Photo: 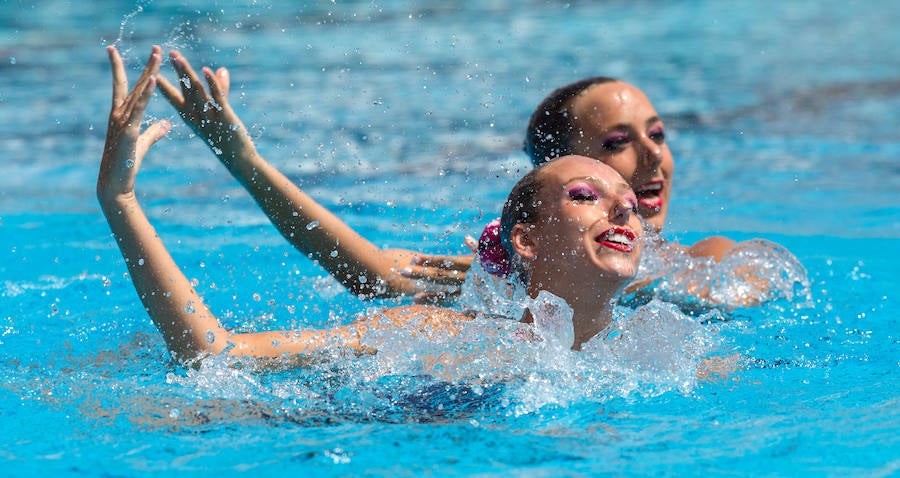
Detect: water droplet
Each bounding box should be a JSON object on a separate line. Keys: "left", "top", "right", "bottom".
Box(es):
{"left": 330, "top": 250, "right": 339, "bottom": 258}
{"left": 8, "top": 57, "right": 15, "bottom": 65}
{"left": 138, "top": 258, "right": 145, "bottom": 266}
{"left": 306, "top": 221, "right": 319, "bottom": 230}
{"left": 125, "top": 159, "right": 135, "bottom": 168}
{"left": 205, "top": 330, "right": 215, "bottom": 344}
{"left": 184, "top": 301, "right": 196, "bottom": 314}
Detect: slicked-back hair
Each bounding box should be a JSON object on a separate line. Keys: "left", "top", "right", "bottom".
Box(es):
{"left": 524, "top": 76, "right": 618, "bottom": 166}
{"left": 498, "top": 164, "right": 548, "bottom": 284}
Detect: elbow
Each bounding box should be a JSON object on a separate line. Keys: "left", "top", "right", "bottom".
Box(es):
{"left": 161, "top": 324, "right": 232, "bottom": 365}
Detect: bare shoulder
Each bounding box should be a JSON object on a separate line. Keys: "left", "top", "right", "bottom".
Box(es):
{"left": 687, "top": 235, "right": 737, "bottom": 262}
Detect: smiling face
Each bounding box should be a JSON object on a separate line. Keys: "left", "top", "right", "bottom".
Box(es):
{"left": 565, "top": 82, "right": 674, "bottom": 232}
{"left": 511, "top": 156, "right": 643, "bottom": 293}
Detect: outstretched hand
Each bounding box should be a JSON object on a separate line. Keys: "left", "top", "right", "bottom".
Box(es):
{"left": 156, "top": 50, "right": 253, "bottom": 162}
{"left": 404, "top": 236, "right": 477, "bottom": 304}
{"left": 402, "top": 252, "right": 474, "bottom": 285}
{"left": 98, "top": 45, "right": 170, "bottom": 202}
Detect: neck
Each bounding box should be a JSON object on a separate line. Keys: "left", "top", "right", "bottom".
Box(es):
{"left": 524, "top": 276, "right": 622, "bottom": 350}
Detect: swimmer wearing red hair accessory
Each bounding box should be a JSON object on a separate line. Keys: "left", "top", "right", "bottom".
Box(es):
{"left": 477, "top": 218, "right": 510, "bottom": 277}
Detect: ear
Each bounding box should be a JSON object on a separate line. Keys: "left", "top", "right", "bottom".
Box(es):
{"left": 510, "top": 223, "right": 538, "bottom": 261}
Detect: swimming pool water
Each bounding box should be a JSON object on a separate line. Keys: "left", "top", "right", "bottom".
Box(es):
{"left": 2, "top": 0, "right": 899, "bottom": 475}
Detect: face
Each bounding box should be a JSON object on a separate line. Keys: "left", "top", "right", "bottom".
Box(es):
{"left": 566, "top": 82, "right": 674, "bottom": 232}
{"left": 523, "top": 156, "right": 643, "bottom": 286}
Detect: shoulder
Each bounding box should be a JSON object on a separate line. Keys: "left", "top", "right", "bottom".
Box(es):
{"left": 686, "top": 235, "right": 736, "bottom": 262}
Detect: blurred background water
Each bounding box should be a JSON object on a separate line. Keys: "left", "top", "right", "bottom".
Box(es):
{"left": 1, "top": 0, "right": 898, "bottom": 475}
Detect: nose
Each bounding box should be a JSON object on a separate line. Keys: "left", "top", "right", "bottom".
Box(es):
{"left": 638, "top": 135, "right": 663, "bottom": 171}
{"left": 610, "top": 196, "right": 634, "bottom": 224}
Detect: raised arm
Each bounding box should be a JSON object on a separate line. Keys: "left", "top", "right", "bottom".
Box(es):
{"left": 155, "top": 50, "right": 472, "bottom": 299}
{"left": 98, "top": 45, "right": 225, "bottom": 361}
{"left": 98, "top": 45, "right": 373, "bottom": 363}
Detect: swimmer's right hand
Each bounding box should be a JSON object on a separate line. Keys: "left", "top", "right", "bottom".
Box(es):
{"left": 156, "top": 50, "right": 256, "bottom": 163}
{"left": 98, "top": 45, "right": 171, "bottom": 203}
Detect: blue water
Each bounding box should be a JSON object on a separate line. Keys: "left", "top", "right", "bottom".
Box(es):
{"left": 2, "top": 0, "right": 899, "bottom": 475}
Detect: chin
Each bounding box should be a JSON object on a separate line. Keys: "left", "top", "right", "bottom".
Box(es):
{"left": 593, "top": 257, "right": 639, "bottom": 282}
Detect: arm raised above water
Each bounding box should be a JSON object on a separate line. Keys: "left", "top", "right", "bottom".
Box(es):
{"left": 99, "top": 46, "right": 475, "bottom": 365}
{"left": 156, "top": 50, "right": 471, "bottom": 299}
{"left": 98, "top": 45, "right": 375, "bottom": 362}
{"left": 99, "top": 45, "right": 233, "bottom": 361}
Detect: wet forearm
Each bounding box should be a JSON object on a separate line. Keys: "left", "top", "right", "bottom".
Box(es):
{"left": 215, "top": 150, "right": 420, "bottom": 297}
{"left": 100, "top": 193, "right": 230, "bottom": 360}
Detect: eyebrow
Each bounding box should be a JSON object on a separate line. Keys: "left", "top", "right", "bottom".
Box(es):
{"left": 645, "top": 116, "right": 663, "bottom": 128}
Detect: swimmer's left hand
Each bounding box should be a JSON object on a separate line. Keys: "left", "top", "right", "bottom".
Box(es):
{"left": 400, "top": 252, "right": 474, "bottom": 285}
{"left": 403, "top": 237, "right": 477, "bottom": 304}
{"left": 400, "top": 235, "right": 477, "bottom": 285}
{"left": 156, "top": 50, "right": 255, "bottom": 165}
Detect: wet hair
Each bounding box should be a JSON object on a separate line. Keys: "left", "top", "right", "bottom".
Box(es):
{"left": 497, "top": 164, "right": 547, "bottom": 283}
{"left": 524, "top": 76, "right": 618, "bottom": 166}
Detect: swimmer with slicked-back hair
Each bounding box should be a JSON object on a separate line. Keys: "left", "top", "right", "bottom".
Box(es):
{"left": 154, "top": 48, "right": 786, "bottom": 305}
{"left": 99, "top": 46, "right": 646, "bottom": 363}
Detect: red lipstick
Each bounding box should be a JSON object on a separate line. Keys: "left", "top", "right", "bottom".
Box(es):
{"left": 595, "top": 227, "right": 636, "bottom": 253}
{"left": 635, "top": 180, "right": 664, "bottom": 209}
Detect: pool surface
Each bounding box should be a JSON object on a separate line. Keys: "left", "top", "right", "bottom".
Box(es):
{"left": 1, "top": 1, "right": 899, "bottom": 475}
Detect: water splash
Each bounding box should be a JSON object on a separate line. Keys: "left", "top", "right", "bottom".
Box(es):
{"left": 2, "top": 272, "right": 109, "bottom": 297}
{"left": 527, "top": 290, "right": 574, "bottom": 351}
{"left": 457, "top": 255, "right": 527, "bottom": 320}
{"left": 631, "top": 235, "right": 811, "bottom": 311}
{"left": 111, "top": 1, "right": 153, "bottom": 52}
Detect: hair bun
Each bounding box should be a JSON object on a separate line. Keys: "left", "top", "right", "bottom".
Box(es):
{"left": 477, "top": 218, "right": 510, "bottom": 277}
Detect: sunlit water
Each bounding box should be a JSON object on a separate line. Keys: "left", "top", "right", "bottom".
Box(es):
{"left": 2, "top": 1, "right": 899, "bottom": 475}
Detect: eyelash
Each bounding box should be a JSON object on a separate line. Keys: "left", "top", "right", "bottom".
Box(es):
{"left": 600, "top": 127, "right": 666, "bottom": 150}
{"left": 627, "top": 198, "right": 639, "bottom": 212}
{"left": 568, "top": 187, "right": 598, "bottom": 201}
{"left": 601, "top": 135, "right": 629, "bottom": 151}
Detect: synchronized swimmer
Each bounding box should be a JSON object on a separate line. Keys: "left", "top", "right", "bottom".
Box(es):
{"left": 99, "top": 46, "right": 644, "bottom": 364}
{"left": 153, "top": 47, "right": 783, "bottom": 305}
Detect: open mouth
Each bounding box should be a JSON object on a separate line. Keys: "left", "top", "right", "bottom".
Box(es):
{"left": 595, "top": 227, "right": 636, "bottom": 253}
{"left": 635, "top": 181, "right": 663, "bottom": 209}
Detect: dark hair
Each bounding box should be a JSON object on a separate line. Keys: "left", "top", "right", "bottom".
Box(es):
{"left": 524, "top": 76, "right": 618, "bottom": 166}
{"left": 498, "top": 165, "right": 546, "bottom": 282}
